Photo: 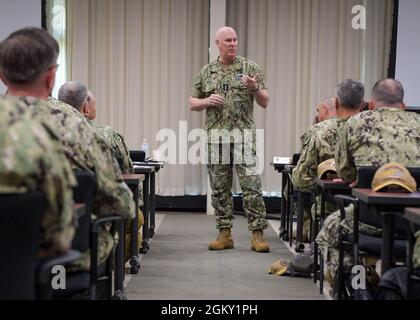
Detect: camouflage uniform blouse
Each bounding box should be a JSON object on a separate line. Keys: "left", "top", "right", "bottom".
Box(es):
{"left": 336, "top": 107, "right": 420, "bottom": 183}
{"left": 95, "top": 125, "right": 134, "bottom": 174}
{"left": 292, "top": 118, "right": 339, "bottom": 192}
{"left": 191, "top": 56, "right": 267, "bottom": 139}
{"left": 0, "top": 97, "right": 77, "bottom": 255}
{"left": 18, "top": 97, "right": 135, "bottom": 220}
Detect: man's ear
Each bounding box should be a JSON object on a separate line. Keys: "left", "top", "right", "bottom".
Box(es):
{"left": 401, "top": 102, "right": 406, "bottom": 110}
{"left": 81, "top": 102, "right": 90, "bottom": 117}
{"left": 368, "top": 101, "right": 375, "bottom": 110}
{"left": 45, "top": 68, "right": 56, "bottom": 94}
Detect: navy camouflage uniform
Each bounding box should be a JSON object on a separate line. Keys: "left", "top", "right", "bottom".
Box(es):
{"left": 316, "top": 107, "right": 420, "bottom": 279}
{"left": 191, "top": 56, "right": 268, "bottom": 231}
{"left": 0, "top": 97, "right": 77, "bottom": 256}
{"left": 17, "top": 97, "right": 135, "bottom": 271}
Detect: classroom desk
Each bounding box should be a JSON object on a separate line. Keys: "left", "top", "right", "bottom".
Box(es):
{"left": 133, "top": 161, "right": 165, "bottom": 238}
{"left": 133, "top": 165, "right": 155, "bottom": 253}
{"left": 352, "top": 189, "right": 420, "bottom": 275}
{"left": 283, "top": 165, "right": 296, "bottom": 247}
{"left": 123, "top": 174, "right": 145, "bottom": 275}
{"left": 271, "top": 162, "right": 290, "bottom": 241}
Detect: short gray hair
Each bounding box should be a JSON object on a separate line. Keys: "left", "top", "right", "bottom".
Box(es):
{"left": 336, "top": 79, "right": 365, "bottom": 110}
{"left": 58, "top": 81, "right": 88, "bottom": 111}
{"left": 372, "top": 78, "right": 404, "bottom": 106}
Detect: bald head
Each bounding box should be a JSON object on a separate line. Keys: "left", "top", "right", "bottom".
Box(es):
{"left": 371, "top": 79, "right": 405, "bottom": 109}
{"left": 215, "top": 26, "right": 238, "bottom": 64}
{"left": 58, "top": 81, "right": 88, "bottom": 111}
{"left": 215, "top": 27, "right": 237, "bottom": 41}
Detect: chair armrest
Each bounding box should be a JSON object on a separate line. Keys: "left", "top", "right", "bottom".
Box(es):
{"left": 91, "top": 215, "right": 126, "bottom": 233}
{"left": 89, "top": 215, "right": 127, "bottom": 294}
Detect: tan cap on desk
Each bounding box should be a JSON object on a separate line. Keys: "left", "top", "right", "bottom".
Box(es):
{"left": 317, "top": 159, "right": 337, "bottom": 179}
{"left": 372, "top": 162, "right": 416, "bottom": 193}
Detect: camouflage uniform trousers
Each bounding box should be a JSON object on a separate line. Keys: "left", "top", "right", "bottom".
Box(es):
{"left": 208, "top": 143, "right": 268, "bottom": 231}
{"left": 316, "top": 204, "right": 381, "bottom": 280}
{"left": 285, "top": 187, "right": 336, "bottom": 241}
{"left": 414, "top": 231, "right": 420, "bottom": 269}
{"left": 67, "top": 223, "right": 116, "bottom": 273}
{"left": 125, "top": 208, "right": 144, "bottom": 262}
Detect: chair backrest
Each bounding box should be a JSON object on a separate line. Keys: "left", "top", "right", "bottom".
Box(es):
{"left": 72, "top": 171, "right": 96, "bottom": 252}
{"left": 130, "top": 150, "right": 146, "bottom": 162}
{"left": 0, "top": 191, "right": 45, "bottom": 300}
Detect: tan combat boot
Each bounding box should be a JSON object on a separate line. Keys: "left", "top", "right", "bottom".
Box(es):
{"left": 251, "top": 230, "right": 270, "bottom": 252}
{"left": 209, "top": 228, "right": 234, "bottom": 250}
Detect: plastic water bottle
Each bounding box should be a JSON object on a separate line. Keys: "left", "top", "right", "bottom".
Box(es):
{"left": 141, "top": 138, "right": 149, "bottom": 159}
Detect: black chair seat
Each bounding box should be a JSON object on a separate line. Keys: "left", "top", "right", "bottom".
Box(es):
{"left": 52, "top": 264, "right": 107, "bottom": 300}
{"left": 343, "top": 234, "right": 407, "bottom": 260}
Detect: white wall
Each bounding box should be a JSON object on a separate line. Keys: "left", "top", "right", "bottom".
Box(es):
{"left": 395, "top": 0, "right": 420, "bottom": 107}
{"left": 0, "top": 0, "right": 42, "bottom": 94}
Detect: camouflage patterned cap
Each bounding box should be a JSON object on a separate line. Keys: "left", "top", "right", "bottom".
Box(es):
{"left": 317, "top": 159, "right": 337, "bottom": 179}
{"left": 372, "top": 162, "right": 417, "bottom": 193}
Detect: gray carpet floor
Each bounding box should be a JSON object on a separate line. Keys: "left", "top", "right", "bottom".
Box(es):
{"left": 125, "top": 212, "right": 324, "bottom": 300}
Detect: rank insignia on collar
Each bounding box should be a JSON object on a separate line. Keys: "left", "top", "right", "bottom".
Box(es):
{"left": 222, "top": 84, "right": 229, "bottom": 92}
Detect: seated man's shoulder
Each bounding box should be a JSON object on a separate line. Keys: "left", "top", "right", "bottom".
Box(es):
{"left": 344, "top": 110, "right": 375, "bottom": 128}
{"left": 0, "top": 96, "right": 29, "bottom": 124}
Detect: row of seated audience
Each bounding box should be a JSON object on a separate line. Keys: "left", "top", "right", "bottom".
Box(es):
{"left": 271, "top": 78, "right": 420, "bottom": 299}
{"left": 0, "top": 27, "right": 140, "bottom": 299}
{"left": 1, "top": 26, "right": 419, "bottom": 300}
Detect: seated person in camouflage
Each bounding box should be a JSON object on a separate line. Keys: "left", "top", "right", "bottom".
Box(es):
{"left": 0, "top": 97, "right": 77, "bottom": 257}
{"left": 300, "top": 97, "right": 337, "bottom": 147}
{"left": 292, "top": 80, "right": 364, "bottom": 240}
{"left": 316, "top": 78, "right": 420, "bottom": 286}
{"left": 0, "top": 27, "right": 135, "bottom": 272}
{"left": 58, "top": 83, "right": 143, "bottom": 258}
{"left": 83, "top": 90, "right": 144, "bottom": 258}
{"left": 415, "top": 234, "right": 420, "bottom": 270}
{"left": 59, "top": 85, "right": 134, "bottom": 174}
{"left": 285, "top": 97, "right": 335, "bottom": 240}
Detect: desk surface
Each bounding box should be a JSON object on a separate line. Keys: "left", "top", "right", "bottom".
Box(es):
{"left": 123, "top": 174, "right": 146, "bottom": 185}
{"left": 133, "top": 161, "right": 165, "bottom": 169}
{"left": 352, "top": 188, "right": 420, "bottom": 206}
{"left": 316, "top": 179, "right": 350, "bottom": 190}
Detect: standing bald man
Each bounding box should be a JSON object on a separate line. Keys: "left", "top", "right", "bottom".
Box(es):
{"left": 189, "top": 27, "right": 270, "bottom": 252}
